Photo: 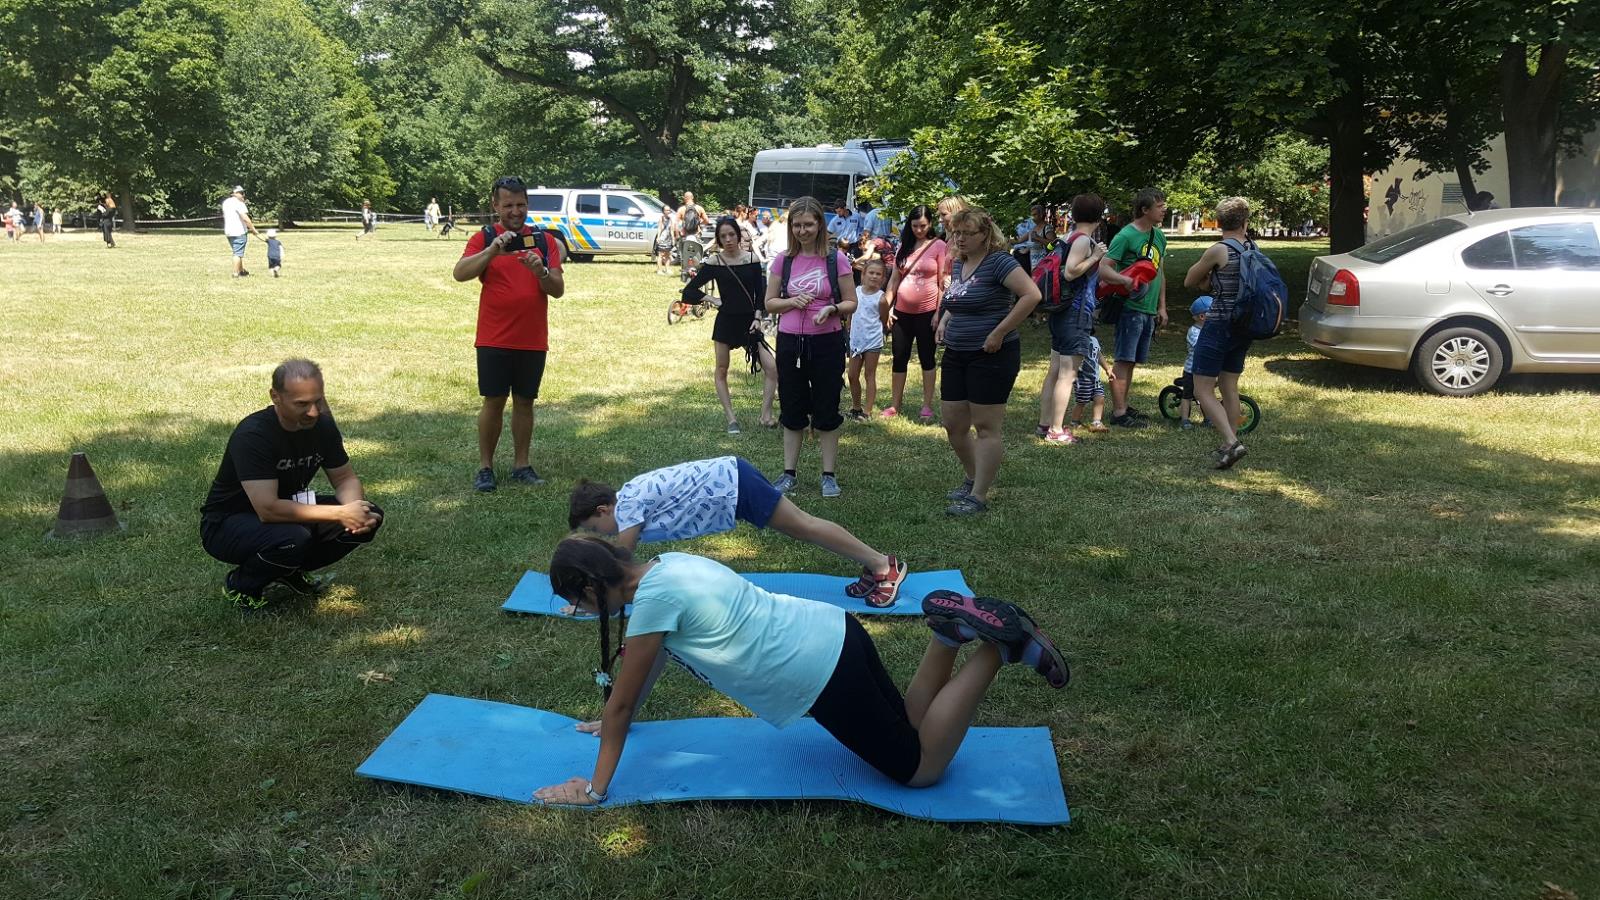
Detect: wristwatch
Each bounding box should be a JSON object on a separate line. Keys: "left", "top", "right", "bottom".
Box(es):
{"left": 585, "top": 782, "right": 608, "bottom": 804}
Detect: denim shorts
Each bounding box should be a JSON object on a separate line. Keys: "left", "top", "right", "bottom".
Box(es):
{"left": 1047, "top": 309, "right": 1095, "bottom": 358}
{"left": 732, "top": 457, "right": 783, "bottom": 528}
{"left": 1190, "top": 319, "right": 1252, "bottom": 377}
{"left": 228, "top": 234, "right": 248, "bottom": 257}
{"left": 1112, "top": 308, "right": 1156, "bottom": 364}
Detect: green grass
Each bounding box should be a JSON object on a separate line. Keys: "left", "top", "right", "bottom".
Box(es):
{"left": 2, "top": 226, "right": 1598, "bottom": 899}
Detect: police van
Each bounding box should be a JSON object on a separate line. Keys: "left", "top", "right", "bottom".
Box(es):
{"left": 522, "top": 185, "right": 669, "bottom": 261}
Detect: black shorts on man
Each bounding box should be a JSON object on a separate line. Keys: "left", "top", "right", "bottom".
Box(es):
{"left": 477, "top": 347, "right": 547, "bottom": 399}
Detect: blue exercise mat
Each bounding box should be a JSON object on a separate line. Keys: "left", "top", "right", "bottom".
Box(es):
{"left": 358, "top": 694, "right": 1068, "bottom": 825}
{"left": 502, "top": 569, "right": 973, "bottom": 618}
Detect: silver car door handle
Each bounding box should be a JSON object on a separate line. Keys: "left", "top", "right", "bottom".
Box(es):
{"left": 1487, "top": 284, "right": 1514, "bottom": 296}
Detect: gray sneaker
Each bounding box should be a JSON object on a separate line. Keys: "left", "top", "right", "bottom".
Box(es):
{"left": 947, "top": 478, "right": 975, "bottom": 501}
{"left": 771, "top": 472, "right": 796, "bottom": 494}
{"left": 820, "top": 474, "right": 841, "bottom": 498}
{"left": 509, "top": 466, "right": 546, "bottom": 486}
{"left": 474, "top": 467, "right": 497, "bottom": 492}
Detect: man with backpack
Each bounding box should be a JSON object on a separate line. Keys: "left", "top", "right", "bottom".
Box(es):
{"left": 453, "top": 176, "right": 566, "bottom": 492}
{"left": 1035, "top": 194, "right": 1111, "bottom": 444}
{"left": 1099, "top": 188, "right": 1170, "bottom": 428}
{"left": 676, "top": 191, "right": 708, "bottom": 276}
{"left": 1182, "top": 196, "right": 1286, "bottom": 469}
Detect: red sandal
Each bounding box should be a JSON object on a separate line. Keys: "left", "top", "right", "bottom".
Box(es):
{"left": 844, "top": 555, "right": 908, "bottom": 608}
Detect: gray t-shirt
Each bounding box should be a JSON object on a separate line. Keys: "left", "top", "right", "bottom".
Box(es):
{"left": 943, "top": 252, "right": 1022, "bottom": 351}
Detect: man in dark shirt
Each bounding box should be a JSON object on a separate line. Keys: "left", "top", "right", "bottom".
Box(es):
{"left": 200, "top": 359, "right": 384, "bottom": 608}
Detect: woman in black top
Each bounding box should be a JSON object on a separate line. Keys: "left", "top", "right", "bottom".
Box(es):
{"left": 683, "top": 216, "right": 778, "bottom": 432}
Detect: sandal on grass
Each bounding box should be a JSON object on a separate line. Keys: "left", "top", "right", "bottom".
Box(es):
{"left": 844, "top": 555, "right": 908, "bottom": 608}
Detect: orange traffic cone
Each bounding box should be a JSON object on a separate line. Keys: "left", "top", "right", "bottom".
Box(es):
{"left": 48, "top": 452, "right": 124, "bottom": 539}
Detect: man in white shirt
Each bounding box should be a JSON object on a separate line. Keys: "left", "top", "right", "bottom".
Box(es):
{"left": 222, "top": 185, "right": 263, "bottom": 278}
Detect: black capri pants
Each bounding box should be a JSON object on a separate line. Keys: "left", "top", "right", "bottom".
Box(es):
{"left": 891, "top": 308, "right": 938, "bottom": 373}
{"left": 775, "top": 330, "right": 846, "bottom": 432}
{"left": 808, "top": 615, "right": 922, "bottom": 785}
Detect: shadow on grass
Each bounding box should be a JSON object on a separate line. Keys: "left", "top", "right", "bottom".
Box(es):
{"left": 1266, "top": 353, "right": 1600, "bottom": 396}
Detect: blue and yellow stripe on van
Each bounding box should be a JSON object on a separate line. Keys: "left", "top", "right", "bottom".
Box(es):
{"left": 524, "top": 214, "right": 602, "bottom": 251}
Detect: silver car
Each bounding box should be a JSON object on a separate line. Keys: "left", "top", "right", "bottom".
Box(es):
{"left": 1300, "top": 208, "right": 1600, "bottom": 395}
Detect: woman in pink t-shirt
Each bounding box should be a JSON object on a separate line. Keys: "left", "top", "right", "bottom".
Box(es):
{"left": 762, "top": 197, "right": 858, "bottom": 499}
{"left": 882, "top": 205, "right": 947, "bottom": 423}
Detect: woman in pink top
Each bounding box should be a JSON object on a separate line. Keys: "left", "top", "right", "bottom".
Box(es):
{"left": 882, "top": 205, "right": 947, "bottom": 423}
{"left": 762, "top": 197, "right": 858, "bottom": 499}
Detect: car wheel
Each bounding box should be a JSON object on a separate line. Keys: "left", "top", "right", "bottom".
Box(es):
{"left": 1412, "top": 326, "right": 1504, "bottom": 396}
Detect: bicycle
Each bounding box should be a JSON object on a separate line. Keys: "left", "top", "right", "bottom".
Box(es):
{"left": 1158, "top": 374, "right": 1260, "bottom": 435}
{"left": 667, "top": 289, "right": 716, "bottom": 324}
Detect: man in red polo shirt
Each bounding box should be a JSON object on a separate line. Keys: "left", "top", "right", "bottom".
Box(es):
{"left": 453, "top": 176, "right": 566, "bottom": 492}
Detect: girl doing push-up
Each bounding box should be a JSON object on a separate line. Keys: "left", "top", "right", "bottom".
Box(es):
{"left": 531, "top": 537, "right": 1069, "bottom": 806}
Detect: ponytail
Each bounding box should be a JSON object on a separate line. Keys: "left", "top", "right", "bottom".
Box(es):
{"left": 550, "top": 536, "right": 634, "bottom": 701}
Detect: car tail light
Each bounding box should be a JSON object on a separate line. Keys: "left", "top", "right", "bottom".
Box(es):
{"left": 1327, "top": 269, "right": 1360, "bottom": 307}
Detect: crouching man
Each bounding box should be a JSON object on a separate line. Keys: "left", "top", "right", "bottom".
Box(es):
{"left": 200, "top": 358, "right": 384, "bottom": 609}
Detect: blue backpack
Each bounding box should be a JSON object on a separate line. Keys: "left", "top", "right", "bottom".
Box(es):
{"left": 1221, "top": 238, "right": 1287, "bottom": 339}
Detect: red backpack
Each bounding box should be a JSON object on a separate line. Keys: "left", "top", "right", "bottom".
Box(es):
{"left": 1033, "top": 233, "right": 1086, "bottom": 314}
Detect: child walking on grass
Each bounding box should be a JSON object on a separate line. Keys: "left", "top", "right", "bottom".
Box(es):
{"left": 1068, "top": 334, "right": 1116, "bottom": 433}
{"left": 847, "top": 259, "right": 888, "bottom": 421}
{"left": 568, "top": 456, "right": 907, "bottom": 607}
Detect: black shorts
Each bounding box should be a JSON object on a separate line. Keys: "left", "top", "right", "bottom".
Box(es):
{"left": 808, "top": 615, "right": 921, "bottom": 785}
{"left": 775, "top": 330, "right": 845, "bottom": 432}
{"left": 940, "top": 341, "right": 1022, "bottom": 405}
{"left": 477, "top": 347, "right": 546, "bottom": 399}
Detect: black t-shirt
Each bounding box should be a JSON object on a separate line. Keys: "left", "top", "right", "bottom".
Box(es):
{"left": 201, "top": 406, "right": 350, "bottom": 520}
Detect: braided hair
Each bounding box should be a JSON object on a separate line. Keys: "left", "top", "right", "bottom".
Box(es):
{"left": 549, "top": 535, "right": 634, "bottom": 701}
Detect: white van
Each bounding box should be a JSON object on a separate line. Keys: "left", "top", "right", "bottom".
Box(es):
{"left": 521, "top": 185, "right": 668, "bottom": 261}
{"left": 748, "top": 139, "right": 911, "bottom": 213}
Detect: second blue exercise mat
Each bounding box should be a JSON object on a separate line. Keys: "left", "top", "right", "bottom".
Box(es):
{"left": 502, "top": 569, "right": 973, "bottom": 618}
{"left": 358, "top": 694, "right": 1069, "bottom": 825}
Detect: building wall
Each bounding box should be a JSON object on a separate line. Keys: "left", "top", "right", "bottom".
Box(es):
{"left": 1366, "top": 130, "right": 1600, "bottom": 240}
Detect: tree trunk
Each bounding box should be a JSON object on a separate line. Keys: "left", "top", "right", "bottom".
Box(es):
{"left": 1326, "top": 51, "right": 1366, "bottom": 254}
{"left": 118, "top": 181, "right": 136, "bottom": 233}
{"left": 1499, "top": 41, "right": 1566, "bottom": 206}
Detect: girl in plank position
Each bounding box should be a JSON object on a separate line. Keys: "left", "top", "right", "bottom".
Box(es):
{"left": 530, "top": 536, "right": 1068, "bottom": 806}
{"left": 569, "top": 455, "right": 905, "bottom": 607}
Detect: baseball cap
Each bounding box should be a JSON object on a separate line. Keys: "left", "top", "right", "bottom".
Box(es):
{"left": 1190, "top": 295, "right": 1214, "bottom": 316}
{"left": 232, "top": 185, "right": 245, "bottom": 193}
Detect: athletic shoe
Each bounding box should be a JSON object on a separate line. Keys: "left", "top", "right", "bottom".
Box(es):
{"left": 1034, "top": 424, "right": 1049, "bottom": 439}
{"left": 847, "top": 408, "right": 867, "bottom": 422}
{"left": 771, "top": 472, "right": 796, "bottom": 494}
{"left": 1003, "top": 602, "right": 1071, "bottom": 689}
{"left": 1124, "top": 406, "right": 1150, "bottom": 419}
{"left": 1044, "top": 427, "right": 1079, "bottom": 445}
{"left": 224, "top": 572, "right": 269, "bottom": 611}
{"left": 509, "top": 466, "right": 546, "bottom": 486}
{"left": 276, "top": 571, "right": 330, "bottom": 597}
{"left": 726, "top": 420, "right": 741, "bottom": 434}
{"left": 1110, "top": 412, "right": 1148, "bottom": 429}
{"left": 879, "top": 407, "right": 898, "bottom": 419}
{"left": 1180, "top": 421, "right": 1195, "bottom": 431}
{"left": 845, "top": 555, "right": 908, "bottom": 607}
{"left": 474, "top": 467, "right": 497, "bottom": 492}
{"left": 820, "top": 474, "right": 841, "bottom": 498}
{"left": 919, "top": 406, "right": 934, "bottom": 424}
{"left": 946, "top": 478, "right": 975, "bottom": 501}
{"left": 922, "top": 591, "right": 1021, "bottom": 646}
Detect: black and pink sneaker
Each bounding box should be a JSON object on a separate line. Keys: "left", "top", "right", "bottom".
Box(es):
{"left": 1003, "top": 603, "right": 1071, "bottom": 689}
{"left": 921, "top": 591, "right": 1021, "bottom": 646}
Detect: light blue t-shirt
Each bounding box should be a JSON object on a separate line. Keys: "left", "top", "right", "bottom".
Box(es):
{"left": 614, "top": 456, "right": 740, "bottom": 543}
{"left": 829, "top": 212, "right": 862, "bottom": 243}
{"left": 861, "top": 208, "right": 893, "bottom": 239}
{"left": 626, "top": 553, "right": 846, "bottom": 729}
